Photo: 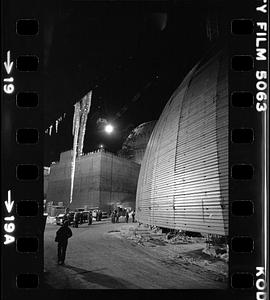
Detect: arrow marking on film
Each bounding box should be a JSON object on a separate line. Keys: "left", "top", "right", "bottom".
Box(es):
{"left": 4, "top": 51, "right": 13, "bottom": 74}
{"left": 5, "top": 190, "right": 14, "bottom": 214}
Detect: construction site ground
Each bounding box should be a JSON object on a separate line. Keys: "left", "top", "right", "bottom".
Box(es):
{"left": 44, "top": 218, "right": 228, "bottom": 289}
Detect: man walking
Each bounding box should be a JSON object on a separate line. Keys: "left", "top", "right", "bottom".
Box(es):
{"left": 55, "top": 220, "right": 72, "bottom": 265}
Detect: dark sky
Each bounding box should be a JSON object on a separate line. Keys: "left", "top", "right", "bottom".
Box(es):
{"left": 44, "top": 0, "right": 229, "bottom": 166}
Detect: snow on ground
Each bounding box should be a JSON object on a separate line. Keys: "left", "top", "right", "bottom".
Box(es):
{"left": 118, "top": 222, "right": 228, "bottom": 283}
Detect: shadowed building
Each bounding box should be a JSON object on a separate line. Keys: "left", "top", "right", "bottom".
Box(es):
{"left": 47, "top": 150, "right": 140, "bottom": 212}
{"left": 44, "top": 167, "right": 50, "bottom": 200}
{"left": 136, "top": 50, "right": 228, "bottom": 236}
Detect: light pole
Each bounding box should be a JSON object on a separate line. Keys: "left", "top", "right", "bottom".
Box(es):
{"left": 102, "top": 123, "right": 114, "bottom": 212}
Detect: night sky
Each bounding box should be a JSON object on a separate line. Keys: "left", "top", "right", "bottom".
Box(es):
{"left": 44, "top": 0, "right": 230, "bottom": 166}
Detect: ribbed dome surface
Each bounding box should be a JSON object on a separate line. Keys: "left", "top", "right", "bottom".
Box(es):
{"left": 123, "top": 121, "right": 156, "bottom": 149}
{"left": 136, "top": 51, "right": 228, "bottom": 235}
{"left": 120, "top": 121, "right": 156, "bottom": 164}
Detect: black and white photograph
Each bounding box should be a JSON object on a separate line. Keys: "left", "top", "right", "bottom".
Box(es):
{"left": 2, "top": 0, "right": 269, "bottom": 297}
{"left": 42, "top": 0, "right": 231, "bottom": 289}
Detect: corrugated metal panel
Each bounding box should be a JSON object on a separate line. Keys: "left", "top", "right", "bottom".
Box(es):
{"left": 136, "top": 51, "right": 228, "bottom": 235}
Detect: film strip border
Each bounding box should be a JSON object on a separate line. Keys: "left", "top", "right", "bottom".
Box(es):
{"left": 229, "top": 1, "right": 268, "bottom": 299}
{"left": 1, "top": 1, "right": 268, "bottom": 299}
{"left": 1, "top": 0, "right": 44, "bottom": 297}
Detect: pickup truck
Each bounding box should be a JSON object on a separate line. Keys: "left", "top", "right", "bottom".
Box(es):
{"left": 55, "top": 213, "right": 65, "bottom": 225}
{"left": 56, "top": 212, "right": 75, "bottom": 226}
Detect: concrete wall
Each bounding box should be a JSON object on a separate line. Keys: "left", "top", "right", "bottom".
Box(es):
{"left": 100, "top": 152, "right": 140, "bottom": 211}
{"left": 47, "top": 150, "right": 140, "bottom": 212}
{"left": 44, "top": 167, "right": 50, "bottom": 200}
{"left": 44, "top": 175, "right": 49, "bottom": 199}
{"left": 47, "top": 151, "right": 73, "bottom": 207}
{"left": 72, "top": 152, "right": 102, "bottom": 210}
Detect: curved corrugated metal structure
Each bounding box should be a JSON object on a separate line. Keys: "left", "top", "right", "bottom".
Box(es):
{"left": 136, "top": 51, "right": 228, "bottom": 235}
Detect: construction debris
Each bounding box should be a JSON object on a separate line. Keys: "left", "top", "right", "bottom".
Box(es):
{"left": 119, "top": 223, "right": 228, "bottom": 282}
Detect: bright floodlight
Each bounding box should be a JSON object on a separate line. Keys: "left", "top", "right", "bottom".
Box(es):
{"left": 105, "top": 124, "right": 114, "bottom": 134}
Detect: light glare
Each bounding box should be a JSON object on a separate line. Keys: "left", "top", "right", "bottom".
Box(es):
{"left": 105, "top": 124, "right": 113, "bottom": 134}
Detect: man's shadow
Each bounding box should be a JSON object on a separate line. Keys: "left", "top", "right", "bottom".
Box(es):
{"left": 63, "top": 264, "right": 140, "bottom": 289}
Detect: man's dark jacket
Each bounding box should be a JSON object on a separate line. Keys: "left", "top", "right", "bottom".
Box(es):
{"left": 55, "top": 226, "right": 72, "bottom": 243}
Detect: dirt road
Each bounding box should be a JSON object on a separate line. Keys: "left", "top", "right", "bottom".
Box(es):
{"left": 44, "top": 220, "right": 226, "bottom": 289}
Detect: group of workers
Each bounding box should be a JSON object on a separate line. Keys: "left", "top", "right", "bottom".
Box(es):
{"left": 73, "top": 212, "right": 83, "bottom": 228}
{"left": 73, "top": 211, "right": 103, "bottom": 227}
{"left": 62, "top": 211, "right": 92, "bottom": 228}
{"left": 95, "top": 210, "right": 103, "bottom": 222}
{"left": 63, "top": 208, "right": 136, "bottom": 227}
{"left": 65, "top": 210, "right": 103, "bottom": 228}
{"left": 111, "top": 210, "right": 135, "bottom": 223}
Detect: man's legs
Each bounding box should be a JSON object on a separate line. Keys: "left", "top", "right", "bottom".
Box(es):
{"left": 57, "top": 243, "right": 62, "bottom": 263}
{"left": 61, "top": 241, "right": 68, "bottom": 263}
{"left": 58, "top": 241, "right": 68, "bottom": 264}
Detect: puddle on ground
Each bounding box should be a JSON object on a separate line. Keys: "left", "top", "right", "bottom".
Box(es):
{"left": 107, "top": 230, "right": 121, "bottom": 233}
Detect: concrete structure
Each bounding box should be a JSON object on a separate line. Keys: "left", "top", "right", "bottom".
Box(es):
{"left": 118, "top": 121, "right": 156, "bottom": 164}
{"left": 136, "top": 51, "right": 228, "bottom": 236}
{"left": 47, "top": 150, "right": 140, "bottom": 212}
{"left": 44, "top": 167, "right": 50, "bottom": 200}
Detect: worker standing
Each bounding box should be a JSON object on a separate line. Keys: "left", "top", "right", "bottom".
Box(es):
{"left": 132, "top": 211, "right": 135, "bottom": 223}
{"left": 80, "top": 213, "right": 83, "bottom": 224}
{"left": 73, "top": 212, "right": 80, "bottom": 227}
{"left": 125, "top": 210, "right": 129, "bottom": 223}
{"left": 111, "top": 211, "right": 115, "bottom": 223}
{"left": 98, "top": 210, "right": 102, "bottom": 221}
{"left": 88, "top": 211, "right": 92, "bottom": 225}
{"left": 116, "top": 211, "right": 120, "bottom": 223}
